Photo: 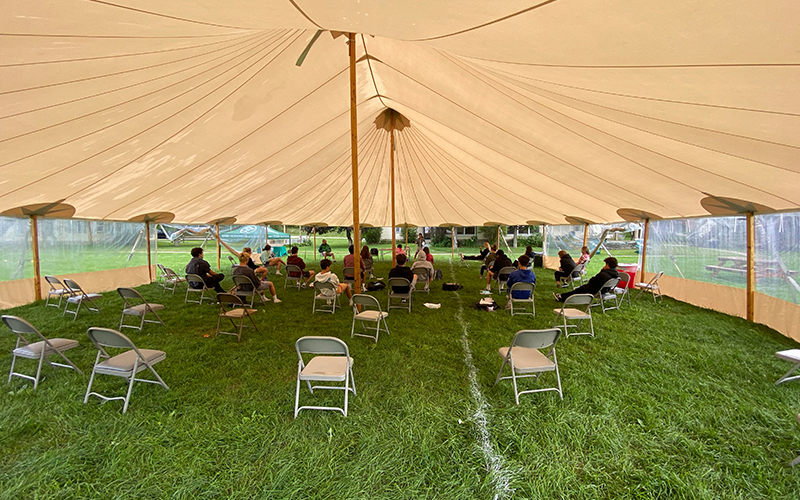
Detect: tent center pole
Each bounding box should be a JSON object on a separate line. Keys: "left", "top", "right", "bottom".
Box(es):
{"left": 145, "top": 221, "right": 152, "bottom": 283}
{"left": 348, "top": 32, "right": 361, "bottom": 294}
{"left": 215, "top": 223, "right": 220, "bottom": 270}
{"left": 639, "top": 218, "right": 650, "bottom": 284}
{"left": 746, "top": 212, "right": 755, "bottom": 321}
{"left": 31, "top": 215, "right": 41, "bottom": 301}
{"left": 390, "top": 111, "right": 396, "bottom": 268}
{"left": 583, "top": 223, "right": 588, "bottom": 248}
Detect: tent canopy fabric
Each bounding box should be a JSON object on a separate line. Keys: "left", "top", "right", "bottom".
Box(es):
{"left": 1, "top": 1, "right": 798, "bottom": 226}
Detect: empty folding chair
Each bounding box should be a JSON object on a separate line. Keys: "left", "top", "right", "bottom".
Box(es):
{"left": 62, "top": 278, "right": 102, "bottom": 320}
{"left": 156, "top": 264, "right": 168, "bottom": 290}
{"left": 614, "top": 272, "right": 631, "bottom": 308}
{"left": 2, "top": 315, "right": 83, "bottom": 389}
{"left": 775, "top": 349, "right": 800, "bottom": 385}
{"left": 312, "top": 281, "right": 340, "bottom": 314}
{"left": 284, "top": 264, "right": 303, "bottom": 290}
{"left": 44, "top": 275, "right": 74, "bottom": 308}
{"left": 387, "top": 277, "right": 412, "bottom": 312}
{"left": 412, "top": 268, "right": 431, "bottom": 293}
{"left": 215, "top": 293, "right": 258, "bottom": 342}
{"left": 497, "top": 266, "right": 516, "bottom": 293}
{"left": 294, "top": 336, "right": 356, "bottom": 418}
{"left": 589, "top": 278, "right": 621, "bottom": 313}
{"left": 232, "top": 275, "right": 263, "bottom": 307}
{"left": 509, "top": 282, "right": 536, "bottom": 316}
{"left": 494, "top": 328, "right": 563, "bottom": 404}
{"left": 84, "top": 327, "right": 168, "bottom": 414}
{"left": 117, "top": 287, "right": 166, "bottom": 331}
{"left": 792, "top": 414, "right": 800, "bottom": 467}
{"left": 552, "top": 294, "right": 595, "bottom": 338}
{"left": 635, "top": 271, "right": 664, "bottom": 303}
{"left": 185, "top": 273, "right": 214, "bottom": 305}
{"left": 350, "top": 294, "right": 389, "bottom": 343}
{"left": 162, "top": 267, "right": 187, "bottom": 295}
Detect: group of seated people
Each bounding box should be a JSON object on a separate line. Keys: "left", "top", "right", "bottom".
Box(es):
{"left": 553, "top": 256, "right": 618, "bottom": 303}
{"left": 554, "top": 246, "right": 591, "bottom": 288}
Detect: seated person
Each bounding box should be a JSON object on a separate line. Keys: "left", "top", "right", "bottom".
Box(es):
{"left": 506, "top": 255, "right": 536, "bottom": 304}
{"left": 480, "top": 245, "right": 498, "bottom": 278}
{"left": 343, "top": 244, "right": 366, "bottom": 281}
{"left": 360, "top": 245, "right": 375, "bottom": 279}
{"left": 461, "top": 242, "right": 491, "bottom": 261}
{"left": 411, "top": 250, "right": 435, "bottom": 291}
{"left": 554, "top": 257, "right": 619, "bottom": 302}
{"left": 577, "top": 246, "right": 591, "bottom": 266}
{"left": 388, "top": 254, "right": 416, "bottom": 293}
{"left": 258, "top": 245, "right": 285, "bottom": 275}
{"left": 286, "top": 245, "right": 315, "bottom": 287}
{"left": 422, "top": 246, "right": 434, "bottom": 263}
{"left": 485, "top": 249, "right": 513, "bottom": 290}
{"left": 314, "top": 259, "right": 352, "bottom": 303}
{"left": 185, "top": 247, "right": 225, "bottom": 293}
{"left": 318, "top": 239, "right": 336, "bottom": 261}
{"left": 512, "top": 245, "right": 537, "bottom": 268}
{"left": 554, "top": 250, "right": 577, "bottom": 287}
{"left": 232, "top": 253, "right": 281, "bottom": 303}
{"left": 395, "top": 243, "right": 406, "bottom": 256}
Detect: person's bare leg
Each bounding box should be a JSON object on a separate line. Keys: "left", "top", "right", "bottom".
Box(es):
{"left": 304, "top": 270, "right": 315, "bottom": 285}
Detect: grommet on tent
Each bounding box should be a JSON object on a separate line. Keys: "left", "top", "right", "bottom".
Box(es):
{"left": 616, "top": 209, "right": 661, "bottom": 222}
{"left": 564, "top": 216, "right": 596, "bottom": 225}
{"left": 700, "top": 195, "right": 774, "bottom": 215}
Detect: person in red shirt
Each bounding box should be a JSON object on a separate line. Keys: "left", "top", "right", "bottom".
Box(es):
{"left": 286, "top": 246, "right": 315, "bottom": 288}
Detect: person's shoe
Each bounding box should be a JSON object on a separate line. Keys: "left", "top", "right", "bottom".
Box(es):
{"left": 300, "top": 283, "right": 307, "bottom": 289}
{"left": 484, "top": 285, "right": 491, "bottom": 291}
{"left": 423, "top": 285, "right": 429, "bottom": 291}
{"left": 273, "top": 297, "right": 282, "bottom": 303}
{"left": 275, "top": 271, "right": 282, "bottom": 276}
{"left": 553, "top": 293, "right": 561, "bottom": 301}
{"left": 349, "top": 298, "right": 354, "bottom": 307}
{"left": 459, "top": 253, "right": 464, "bottom": 261}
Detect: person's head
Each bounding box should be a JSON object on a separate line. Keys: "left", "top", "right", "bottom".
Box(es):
{"left": 191, "top": 247, "right": 203, "bottom": 258}
{"left": 558, "top": 250, "right": 567, "bottom": 258}
{"left": 491, "top": 244, "right": 497, "bottom": 252}
{"left": 397, "top": 243, "right": 403, "bottom": 249}
{"left": 483, "top": 242, "right": 490, "bottom": 249}
{"left": 291, "top": 246, "right": 299, "bottom": 255}
{"left": 526, "top": 245, "right": 533, "bottom": 254}
{"left": 320, "top": 258, "right": 332, "bottom": 270}
{"left": 423, "top": 247, "right": 430, "bottom": 256}
{"left": 243, "top": 247, "right": 252, "bottom": 254}
{"left": 360, "top": 245, "right": 370, "bottom": 259}
{"left": 496, "top": 249, "right": 505, "bottom": 258}
{"left": 348, "top": 244, "right": 354, "bottom": 254}
{"left": 604, "top": 256, "right": 618, "bottom": 269}
{"left": 581, "top": 246, "right": 590, "bottom": 255}
{"left": 418, "top": 233, "right": 423, "bottom": 238}
{"left": 238, "top": 253, "right": 249, "bottom": 264}
{"left": 518, "top": 255, "right": 530, "bottom": 268}
{"left": 396, "top": 254, "right": 407, "bottom": 266}
{"left": 262, "top": 244, "right": 270, "bottom": 252}
{"left": 415, "top": 251, "right": 426, "bottom": 262}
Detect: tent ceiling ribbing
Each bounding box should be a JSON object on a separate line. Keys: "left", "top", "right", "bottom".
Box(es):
{"left": 1, "top": 0, "right": 798, "bottom": 225}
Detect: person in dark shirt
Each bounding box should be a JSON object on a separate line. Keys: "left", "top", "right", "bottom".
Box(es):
{"left": 554, "top": 257, "right": 620, "bottom": 302}
{"left": 232, "top": 253, "right": 281, "bottom": 303}
{"left": 388, "top": 254, "right": 416, "bottom": 293}
{"left": 461, "top": 242, "right": 490, "bottom": 261}
{"left": 286, "top": 246, "right": 315, "bottom": 287}
{"left": 506, "top": 255, "right": 536, "bottom": 299}
{"left": 554, "top": 250, "right": 577, "bottom": 287}
{"left": 485, "top": 249, "right": 513, "bottom": 291}
{"left": 185, "top": 247, "right": 225, "bottom": 293}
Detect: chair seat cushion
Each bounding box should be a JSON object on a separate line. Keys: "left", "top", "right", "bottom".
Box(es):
{"left": 300, "top": 356, "right": 353, "bottom": 381}
{"left": 554, "top": 308, "right": 591, "bottom": 319}
{"left": 13, "top": 338, "right": 79, "bottom": 358}
{"left": 96, "top": 349, "right": 166, "bottom": 373}
{"left": 67, "top": 293, "right": 102, "bottom": 303}
{"left": 498, "top": 346, "right": 555, "bottom": 373}
{"left": 123, "top": 304, "right": 164, "bottom": 315}
{"left": 221, "top": 308, "right": 258, "bottom": 318}
{"left": 776, "top": 349, "right": 800, "bottom": 363}
{"left": 48, "top": 289, "right": 70, "bottom": 296}
{"left": 354, "top": 310, "right": 388, "bottom": 321}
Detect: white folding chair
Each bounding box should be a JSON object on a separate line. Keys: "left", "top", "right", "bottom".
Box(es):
{"left": 792, "top": 414, "right": 800, "bottom": 467}
{"left": 412, "top": 268, "right": 431, "bottom": 293}
{"left": 552, "top": 294, "right": 595, "bottom": 338}
{"left": 294, "top": 336, "right": 356, "bottom": 418}
{"left": 44, "top": 275, "right": 75, "bottom": 308}
{"left": 775, "top": 349, "right": 800, "bottom": 385}
{"left": 2, "top": 315, "right": 82, "bottom": 389}
{"left": 387, "top": 277, "right": 412, "bottom": 312}
{"left": 162, "top": 267, "right": 187, "bottom": 295}
{"left": 156, "top": 264, "right": 168, "bottom": 290}
{"left": 350, "top": 294, "right": 389, "bottom": 343}
{"left": 635, "top": 271, "right": 664, "bottom": 303}
{"left": 84, "top": 327, "right": 168, "bottom": 414}
{"left": 185, "top": 273, "right": 214, "bottom": 305}
{"left": 342, "top": 267, "right": 356, "bottom": 288}
{"left": 565, "top": 263, "right": 586, "bottom": 289}
{"left": 284, "top": 264, "right": 303, "bottom": 290}
{"left": 509, "top": 282, "right": 536, "bottom": 316}
{"left": 589, "top": 278, "right": 621, "bottom": 313}
{"left": 117, "top": 287, "right": 166, "bottom": 331}
{"left": 494, "top": 328, "right": 563, "bottom": 404}
{"left": 216, "top": 293, "right": 258, "bottom": 342}
{"left": 232, "top": 275, "right": 263, "bottom": 307}
{"left": 497, "top": 266, "right": 515, "bottom": 293}
{"left": 62, "top": 278, "right": 102, "bottom": 320}
{"left": 614, "top": 272, "right": 632, "bottom": 308}
{"left": 312, "top": 281, "right": 340, "bottom": 314}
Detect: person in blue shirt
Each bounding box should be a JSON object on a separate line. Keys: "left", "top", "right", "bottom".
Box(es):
{"left": 506, "top": 255, "right": 536, "bottom": 300}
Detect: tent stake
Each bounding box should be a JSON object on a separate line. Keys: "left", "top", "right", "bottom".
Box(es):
{"left": 348, "top": 32, "right": 361, "bottom": 294}
{"left": 639, "top": 218, "right": 650, "bottom": 284}
{"left": 31, "top": 215, "right": 41, "bottom": 301}
{"left": 746, "top": 212, "right": 755, "bottom": 321}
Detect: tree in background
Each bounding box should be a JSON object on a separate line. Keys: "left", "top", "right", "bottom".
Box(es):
{"left": 363, "top": 227, "right": 383, "bottom": 244}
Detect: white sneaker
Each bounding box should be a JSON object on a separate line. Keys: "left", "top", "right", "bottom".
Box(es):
{"left": 484, "top": 285, "right": 491, "bottom": 291}
{"left": 275, "top": 271, "right": 282, "bottom": 276}
{"left": 348, "top": 299, "right": 353, "bottom": 306}
{"left": 273, "top": 297, "right": 282, "bottom": 303}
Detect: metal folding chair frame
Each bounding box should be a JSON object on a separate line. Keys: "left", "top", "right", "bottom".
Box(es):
{"left": 494, "top": 328, "right": 563, "bottom": 404}
{"left": 350, "top": 294, "right": 390, "bottom": 343}
{"left": 185, "top": 273, "right": 215, "bottom": 305}
{"left": 552, "top": 294, "right": 595, "bottom": 338}
{"left": 215, "top": 293, "right": 259, "bottom": 341}
{"left": 294, "top": 336, "right": 356, "bottom": 418}
{"left": 117, "top": 287, "right": 166, "bottom": 331}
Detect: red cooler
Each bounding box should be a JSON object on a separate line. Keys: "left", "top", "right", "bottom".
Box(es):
{"left": 616, "top": 263, "right": 638, "bottom": 289}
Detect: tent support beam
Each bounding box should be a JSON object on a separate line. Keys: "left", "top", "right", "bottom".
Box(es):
{"left": 639, "top": 218, "right": 650, "bottom": 284}
{"left": 390, "top": 111, "right": 396, "bottom": 268}
{"left": 451, "top": 226, "right": 455, "bottom": 261}
{"left": 215, "top": 223, "right": 220, "bottom": 270}
{"left": 313, "top": 227, "right": 317, "bottom": 261}
{"left": 747, "top": 212, "right": 755, "bottom": 321}
{"left": 583, "top": 223, "right": 588, "bottom": 248}
{"left": 542, "top": 225, "right": 547, "bottom": 261}
{"left": 31, "top": 215, "right": 41, "bottom": 301}
{"left": 348, "top": 32, "right": 361, "bottom": 294}
{"left": 146, "top": 221, "right": 152, "bottom": 283}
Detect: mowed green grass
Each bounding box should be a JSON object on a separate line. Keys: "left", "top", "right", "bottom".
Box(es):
{"left": 1, "top": 250, "right": 800, "bottom": 499}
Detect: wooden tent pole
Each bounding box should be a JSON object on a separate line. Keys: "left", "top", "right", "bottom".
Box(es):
{"left": 313, "top": 227, "right": 317, "bottom": 260}
{"left": 390, "top": 111, "right": 397, "bottom": 268}
{"left": 639, "top": 218, "right": 650, "bottom": 283}
{"left": 31, "top": 215, "right": 41, "bottom": 301}
{"left": 496, "top": 226, "right": 500, "bottom": 247}
{"left": 542, "top": 225, "right": 547, "bottom": 263}
{"left": 451, "top": 226, "right": 455, "bottom": 261}
{"left": 215, "top": 223, "right": 221, "bottom": 270}
{"left": 145, "top": 221, "right": 152, "bottom": 283}
{"left": 583, "top": 223, "right": 589, "bottom": 248}
{"left": 348, "top": 32, "right": 361, "bottom": 294}
{"left": 746, "top": 212, "right": 755, "bottom": 321}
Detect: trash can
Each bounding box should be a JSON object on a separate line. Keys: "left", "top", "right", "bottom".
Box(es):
{"left": 533, "top": 252, "right": 543, "bottom": 268}
{"left": 616, "top": 263, "right": 638, "bottom": 288}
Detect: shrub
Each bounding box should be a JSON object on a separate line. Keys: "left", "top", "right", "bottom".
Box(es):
{"left": 459, "top": 236, "right": 477, "bottom": 248}
{"left": 518, "top": 234, "right": 543, "bottom": 248}
{"left": 363, "top": 227, "right": 383, "bottom": 244}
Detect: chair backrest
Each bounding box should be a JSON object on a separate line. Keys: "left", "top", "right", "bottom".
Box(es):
{"left": 650, "top": 271, "right": 664, "bottom": 284}
{"left": 286, "top": 264, "right": 302, "bottom": 278}
{"left": 498, "top": 266, "right": 515, "bottom": 280}
{"left": 62, "top": 278, "right": 83, "bottom": 294}
{"left": 2, "top": 314, "right": 40, "bottom": 339}
{"left": 563, "top": 293, "right": 593, "bottom": 306}
{"left": 599, "top": 278, "right": 620, "bottom": 294}
{"left": 157, "top": 263, "right": 166, "bottom": 272}
{"left": 232, "top": 274, "right": 255, "bottom": 291}
{"left": 370, "top": 248, "right": 379, "bottom": 256}
{"left": 164, "top": 267, "right": 180, "bottom": 278}
{"left": 412, "top": 268, "right": 430, "bottom": 281}
{"left": 315, "top": 281, "right": 337, "bottom": 295}
{"left": 388, "top": 277, "right": 411, "bottom": 292}
{"left": 117, "top": 287, "right": 145, "bottom": 303}
{"left": 352, "top": 293, "right": 380, "bottom": 310}
{"left": 87, "top": 327, "right": 136, "bottom": 350}
{"left": 186, "top": 273, "right": 207, "bottom": 288}
{"left": 571, "top": 263, "right": 586, "bottom": 276}
{"left": 509, "top": 282, "right": 534, "bottom": 295}
{"left": 343, "top": 267, "right": 355, "bottom": 280}
{"left": 228, "top": 256, "right": 236, "bottom": 265}
{"left": 617, "top": 272, "right": 630, "bottom": 285}
{"left": 296, "top": 336, "right": 349, "bottom": 356}
{"left": 45, "top": 275, "right": 64, "bottom": 289}
{"left": 217, "top": 293, "right": 244, "bottom": 308}
{"left": 511, "top": 328, "right": 561, "bottom": 350}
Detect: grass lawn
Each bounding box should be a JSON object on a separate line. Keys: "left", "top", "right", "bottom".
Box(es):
{"left": 1, "top": 250, "right": 800, "bottom": 499}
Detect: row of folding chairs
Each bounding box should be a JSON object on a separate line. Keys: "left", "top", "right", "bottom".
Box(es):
{"left": 2, "top": 315, "right": 168, "bottom": 413}
{"left": 45, "top": 276, "right": 103, "bottom": 320}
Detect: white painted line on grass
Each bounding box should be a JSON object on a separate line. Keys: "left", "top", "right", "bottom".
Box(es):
{"left": 449, "top": 260, "right": 517, "bottom": 500}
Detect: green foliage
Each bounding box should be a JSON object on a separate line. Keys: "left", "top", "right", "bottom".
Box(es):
{"left": 479, "top": 225, "right": 507, "bottom": 245}
{"left": 459, "top": 236, "right": 477, "bottom": 248}
{"left": 362, "top": 227, "right": 383, "bottom": 245}
{"left": 430, "top": 227, "right": 450, "bottom": 247}
{"left": 518, "top": 233, "right": 543, "bottom": 248}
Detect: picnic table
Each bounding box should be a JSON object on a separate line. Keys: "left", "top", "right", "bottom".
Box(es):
{"left": 705, "top": 256, "right": 796, "bottom": 278}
